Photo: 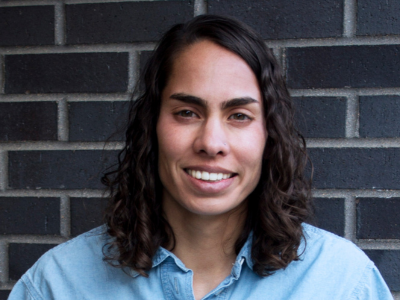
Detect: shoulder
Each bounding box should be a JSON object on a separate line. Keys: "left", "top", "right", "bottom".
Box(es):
{"left": 298, "top": 224, "right": 372, "bottom": 276}
{"left": 301, "top": 223, "right": 369, "bottom": 264}
{"left": 290, "top": 224, "right": 393, "bottom": 299}
{"left": 16, "top": 226, "right": 115, "bottom": 299}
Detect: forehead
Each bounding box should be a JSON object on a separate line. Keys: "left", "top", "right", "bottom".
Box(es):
{"left": 164, "top": 40, "right": 261, "bottom": 104}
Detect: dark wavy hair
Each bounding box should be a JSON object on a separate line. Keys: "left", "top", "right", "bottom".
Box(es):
{"left": 102, "top": 14, "right": 312, "bottom": 277}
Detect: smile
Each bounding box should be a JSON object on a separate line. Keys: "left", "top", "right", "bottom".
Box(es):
{"left": 185, "top": 169, "right": 235, "bottom": 181}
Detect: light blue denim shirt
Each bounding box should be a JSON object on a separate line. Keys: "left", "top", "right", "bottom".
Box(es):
{"left": 8, "top": 224, "right": 393, "bottom": 300}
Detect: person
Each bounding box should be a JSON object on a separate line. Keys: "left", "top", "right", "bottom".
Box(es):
{"left": 8, "top": 15, "right": 393, "bottom": 300}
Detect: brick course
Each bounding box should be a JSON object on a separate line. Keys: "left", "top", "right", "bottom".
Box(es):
{"left": 293, "top": 97, "right": 346, "bottom": 138}
{"left": 8, "top": 244, "right": 57, "bottom": 281}
{"left": 69, "top": 101, "right": 127, "bottom": 142}
{"left": 287, "top": 45, "right": 400, "bottom": 89}
{"left": 5, "top": 53, "right": 129, "bottom": 94}
{"left": 359, "top": 96, "right": 400, "bottom": 138}
{"left": 0, "top": 102, "right": 58, "bottom": 141}
{"left": 357, "top": 198, "right": 400, "bottom": 239}
{"left": 208, "top": 0, "right": 343, "bottom": 39}
{"left": 0, "top": 6, "right": 54, "bottom": 46}
{"left": 8, "top": 150, "right": 118, "bottom": 190}
{"left": 313, "top": 198, "right": 345, "bottom": 237}
{"left": 364, "top": 250, "right": 400, "bottom": 291}
{"left": 70, "top": 197, "right": 108, "bottom": 237}
{"left": 66, "top": 1, "right": 194, "bottom": 44}
{"left": 357, "top": 0, "right": 400, "bottom": 36}
{"left": 0, "top": 197, "right": 60, "bottom": 235}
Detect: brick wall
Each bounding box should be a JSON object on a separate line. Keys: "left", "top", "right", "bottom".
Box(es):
{"left": 0, "top": 0, "right": 399, "bottom": 298}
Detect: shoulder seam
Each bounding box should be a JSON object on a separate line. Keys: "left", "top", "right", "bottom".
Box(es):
{"left": 21, "top": 275, "right": 44, "bottom": 300}
{"left": 348, "top": 260, "right": 375, "bottom": 300}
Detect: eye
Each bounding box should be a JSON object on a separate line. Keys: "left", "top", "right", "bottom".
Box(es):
{"left": 176, "top": 110, "right": 197, "bottom": 118}
{"left": 229, "top": 113, "right": 251, "bottom": 121}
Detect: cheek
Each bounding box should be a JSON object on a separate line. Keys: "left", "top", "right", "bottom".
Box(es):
{"left": 156, "top": 117, "right": 189, "bottom": 169}
{"left": 233, "top": 127, "right": 266, "bottom": 169}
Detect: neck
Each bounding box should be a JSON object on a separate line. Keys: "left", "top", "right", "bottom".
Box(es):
{"left": 163, "top": 198, "right": 248, "bottom": 273}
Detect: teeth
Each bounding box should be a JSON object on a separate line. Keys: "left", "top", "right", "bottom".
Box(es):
{"left": 186, "top": 169, "right": 233, "bottom": 181}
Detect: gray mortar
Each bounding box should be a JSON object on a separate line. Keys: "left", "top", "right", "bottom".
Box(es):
{"left": 58, "top": 98, "right": 69, "bottom": 142}
{"left": 54, "top": 2, "right": 66, "bottom": 46}
{"left": 343, "top": 0, "right": 357, "bottom": 37}
{"left": 60, "top": 195, "right": 71, "bottom": 238}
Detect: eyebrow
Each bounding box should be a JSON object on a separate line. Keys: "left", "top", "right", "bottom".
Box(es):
{"left": 169, "top": 93, "right": 259, "bottom": 109}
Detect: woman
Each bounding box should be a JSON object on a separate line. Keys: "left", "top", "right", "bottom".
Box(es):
{"left": 9, "top": 15, "right": 392, "bottom": 300}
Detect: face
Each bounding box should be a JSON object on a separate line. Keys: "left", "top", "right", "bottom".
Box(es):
{"left": 157, "top": 40, "right": 267, "bottom": 218}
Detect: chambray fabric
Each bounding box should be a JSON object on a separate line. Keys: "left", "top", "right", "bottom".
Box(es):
{"left": 8, "top": 224, "right": 393, "bottom": 300}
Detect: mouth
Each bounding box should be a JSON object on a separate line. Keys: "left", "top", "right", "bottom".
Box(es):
{"left": 184, "top": 169, "right": 237, "bottom": 182}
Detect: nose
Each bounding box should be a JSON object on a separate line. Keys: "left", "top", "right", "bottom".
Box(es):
{"left": 193, "top": 118, "right": 230, "bottom": 157}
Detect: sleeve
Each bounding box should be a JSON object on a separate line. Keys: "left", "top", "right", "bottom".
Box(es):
{"left": 7, "top": 277, "right": 39, "bottom": 300}
{"left": 351, "top": 261, "right": 394, "bottom": 300}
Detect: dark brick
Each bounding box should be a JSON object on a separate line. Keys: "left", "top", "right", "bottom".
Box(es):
{"left": 287, "top": 45, "right": 400, "bottom": 89}
{"left": 364, "top": 250, "right": 400, "bottom": 291}
{"left": 313, "top": 198, "right": 345, "bottom": 236}
{"left": 8, "top": 150, "right": 118, "bottom": 189}
{"left": 357, "top": 0, "right": 400, "bottom": 36}
{"left": 66, "top": 1, "right": 193, "bottom": 44}
{"left": 0, "top": 197, "right": 60, "bottom": 235}
{"left": 5, "top": 53, "right": 128, "bottom": 94}
{"left": 9, "top": 243, "right": 57, "bottom": 281}
{"left": 0, "top": 290, "right": 11, "bottom": 300}
{"left": 69, "top": 101, "right": 127, "bottom": 142}
{"left": 357, "top": 198, "right": 400, "bottom": 239}
{"left": 70, "top": 197, "right": 108, "bottom": 237}
{"left": 208, "top": 0, "right": 343, "bottom": 39}
{"left": 0, "top": 6, "right": 54, "bottom": 46}
{"left": 359, "top": 96, "right": 400, "bottom": 138}
{"left": 293, "top": 97, "right": 346, "bottom": 138}
{"left": 0, "top": 102, "right": 57, "bottom": 141}
{"left": 140, "top": 51, "right": 154, "bottom": 74}
{"left": 309, "top": 148, "right": 400, "bottom": 189}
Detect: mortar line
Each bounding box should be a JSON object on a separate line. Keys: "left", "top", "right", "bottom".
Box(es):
{"left": 356, "top": 240, "right": 400, "bottom": 249}
{"left": 393, "top": 292, "right": 400, "bottom": 300}
{"left": 343, "top": 0, "right": 357, "bottom": 37}
{"left": 0, "top": 0, "right": 164, "bottom": 6}
{"left": 54, "top": 2, "right": 66, "bottom": 46}
{"left": 57, "top": 98, "right": 69, "bottom": 141}
{"left": 0, "top": 236, "right": 67, "bottom": 244}
{"left": 306, "top": 138, "right": 400, "bottom": 148}
{"left": 312, "top": 189, "right": 400, "bottom": 198}
{"left": 3, "top": 36, "right": 400, "bottom": 56}
{"left": 60, "top": 195, "right": 71, "bottom": 238}
{"left": 0, "top": 141, "right": 123, "bottom": 151}
{"left": 0, "top": 241, "right": 8, "bottom": 284}
{"left": 0, "top": 189, "right": 105, "bottom": 198}
{"left": 264, "top": 35, "right": 400, "bottom": 48}
{"left": 344, "top": 195, "right": 357, "bottom": 242}
{"left": 194, "top": 0, "right": 207, "bottom": 16}
{"left": 2, "top": 35, "right": 400, "bottom": 55}
{"left": 0, "top": 282, "right": 14, "bottom": 290}
{"left": 0, "top": 151, "right": 8, "bottom": 191}
{"left": 0, "top": 43, "right": 156, "bottom": 55}
{"left": 290, "top": 87, "right": 400, "bottom": 97}
{"left": 128, "top": 51, "right": 138, "bottom": 94}
{"left": 0, "top": 93, "right": 130, "bottom": 102}
{"left": 345, "top": 93, "right": 359, "bottom": 138}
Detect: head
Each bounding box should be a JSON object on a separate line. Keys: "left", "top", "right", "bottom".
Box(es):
{"left": 103, "top": 15, "right": 311, "bottom": 276}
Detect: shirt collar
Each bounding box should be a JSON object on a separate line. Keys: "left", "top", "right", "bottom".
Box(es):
{"left": 130, "top": 232, "right": 255, "bottom": 278}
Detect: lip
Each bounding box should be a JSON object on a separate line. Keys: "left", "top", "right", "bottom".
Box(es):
{"left": 184, "top": 165, "right": 236, "bottom": 174}
{"left": 183, "top": 167, "right": 236, "bottom": 194}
